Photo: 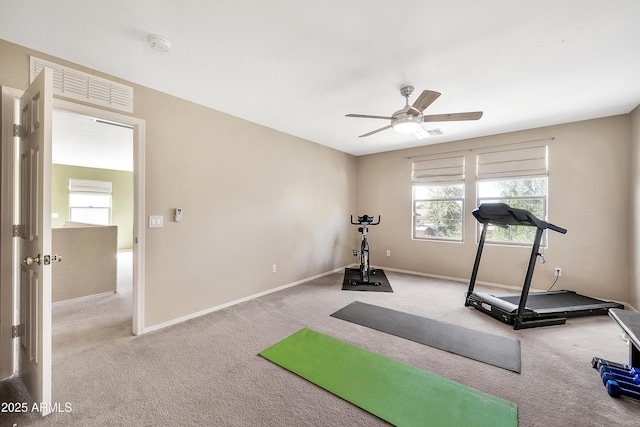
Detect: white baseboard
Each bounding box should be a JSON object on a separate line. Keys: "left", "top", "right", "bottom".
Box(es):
{"left": 378, "top": 266, "right": 528, "bottom": 292}
{"left": 142, "top": 266, "right": 347, "bottom": 334}
{"left": 53, "top": 291, "right": 116, "bottom": 306}
{"left": 141, "top": 264, "right": 637, "bottom": 334}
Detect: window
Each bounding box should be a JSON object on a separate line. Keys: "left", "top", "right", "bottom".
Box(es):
{"left": 477, "top": 177, "right": 547, "bottom": 245}
{"left": 413, "top": 184, "right": 464, "bottom": 241}
{"left": 412, "top": 155, "right": 465, "bottom": 241}
{"left": 68, "top": 179, "right": 112, "bottom": 225}
{"left": 476, "top": 146, "right": 548, "bottom": 245}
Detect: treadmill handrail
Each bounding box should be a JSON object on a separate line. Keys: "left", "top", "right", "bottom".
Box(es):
{"left": 472, "top": 203, "right": 567, "bottom": 234}
{"left": 546, "top": 223, "right": 567, "bottom": 234}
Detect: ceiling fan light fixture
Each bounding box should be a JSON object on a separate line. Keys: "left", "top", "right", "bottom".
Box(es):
{"left": 391, "top": 113, "right": 422, "bottom": 134}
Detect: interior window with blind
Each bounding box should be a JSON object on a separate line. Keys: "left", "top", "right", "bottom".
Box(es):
{"left": 476, "top": 146, "right": 548, "bottom": 245}
{"left": 68, "top": 179, "right": 112, "bottom": 226}
{"left": 412, "top": 156, "right": 465, "bottom": 242}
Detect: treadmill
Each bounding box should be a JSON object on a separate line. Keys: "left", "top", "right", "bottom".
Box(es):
{"left": 465, "top": 203, "right": 623, "bottom": 330}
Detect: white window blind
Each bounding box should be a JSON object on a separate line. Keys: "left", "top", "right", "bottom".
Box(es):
{"left": 69, "top": 179, "right": 112, "bottom": 193}
{"left": 30, "top": 56, "right": 133, "bottom": 113}
{"left": 476, "top": 146, "right": 547, "bottom": 180}
{"left": 69, "top": 179, "right": 112, "bottom": 225}
{"left": 412, "top": 155, "right": 465, "bottom": 184}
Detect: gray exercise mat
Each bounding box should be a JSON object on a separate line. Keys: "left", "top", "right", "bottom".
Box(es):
{"left": 330, "top": 301, "right": 521, "bottom": 373}
{"left": 342, "top": 268, "right": 393, "bottom": 292}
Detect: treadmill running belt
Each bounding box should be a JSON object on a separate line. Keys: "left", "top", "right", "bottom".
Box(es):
{"left": 500, "top": 291, "right": 623, "bottom": 313}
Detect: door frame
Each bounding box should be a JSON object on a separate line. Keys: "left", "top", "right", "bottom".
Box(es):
{"left": 52, "top": 99, "right": 146, "bottom": 335}
{"left": 0, "top": 86, "right": 23, "bottom": 379}
{"left": 1, "top": 92, "right": 146, "bottom": 380}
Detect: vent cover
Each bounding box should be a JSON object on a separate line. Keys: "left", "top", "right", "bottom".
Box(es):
{"left": 30, "top": 56, "right": 133, "bottom": 113}
{"left": 426, "top": 128, "right": 444, "bottom": 137}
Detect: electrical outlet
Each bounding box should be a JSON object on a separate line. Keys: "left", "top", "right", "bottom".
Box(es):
{"left": 386, "top": 250, "right": 391, "bottom": 257}
{"left": 554, "top": 267, "right": 562, "bottom": 277}
{"left": 272, "top": 264, "right": 277, "bottom": 273}
{"left": 352, "top": 250, "right": 359, "bottom": 257}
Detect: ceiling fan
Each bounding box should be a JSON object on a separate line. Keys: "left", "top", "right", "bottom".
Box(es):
{"left": 346, "top": 85, "right": 483, "bottom": 139}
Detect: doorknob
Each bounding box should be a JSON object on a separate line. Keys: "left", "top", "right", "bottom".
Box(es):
{"left": 24, "top": 254, "right": 42, "bottom": 266}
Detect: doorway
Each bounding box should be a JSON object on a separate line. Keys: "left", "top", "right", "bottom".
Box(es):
{"left": 52, "top": 108, "right": 134, "bottom": 322}
{"left": 0, "top": 84, "right": 145, "bottom": 413}
{"left": 52, "top": 99, "right": 145, "bottom": 335}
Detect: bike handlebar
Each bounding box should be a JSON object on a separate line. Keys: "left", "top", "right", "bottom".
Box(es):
{"left": 350, "top": 215, "right": 381, "bottom": 226}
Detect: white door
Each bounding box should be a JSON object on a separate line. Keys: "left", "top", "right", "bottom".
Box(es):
{"left": 17, "top": 67, "right": 53, "bottom": 415}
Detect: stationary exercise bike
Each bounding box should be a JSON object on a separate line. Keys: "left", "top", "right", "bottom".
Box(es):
{"left": 349, "top": 215, "right": 381, "bottom": 286}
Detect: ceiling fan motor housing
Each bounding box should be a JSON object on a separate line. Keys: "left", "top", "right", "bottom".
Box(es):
{"left": 391, "top": 106, "right": 423, "bottom": 133}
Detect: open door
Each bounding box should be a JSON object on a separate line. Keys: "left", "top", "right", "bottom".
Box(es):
{"left": 16, "top": 67, "right": 54, "bottom": 415}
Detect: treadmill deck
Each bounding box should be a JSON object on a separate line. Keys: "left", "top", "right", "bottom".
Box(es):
{"left": 473, "top": 290, "right": 623, "bottom": 317}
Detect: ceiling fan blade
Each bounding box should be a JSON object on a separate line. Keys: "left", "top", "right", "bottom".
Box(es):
{"left": 359, "top": 125, "right": 392, "bottom": 137}
{"left": 411, "top": 90, "right": 441, "bottom": 113}
{"left": 422, "top": 111, "right": 483, "bottom": 122}
{"left": 346, "top": 114, "right": 393, "bottom": 120}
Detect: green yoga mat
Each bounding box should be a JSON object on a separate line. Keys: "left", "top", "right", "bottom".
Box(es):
{"left": 260, "top": 328, "right": 517, "bottom": 427}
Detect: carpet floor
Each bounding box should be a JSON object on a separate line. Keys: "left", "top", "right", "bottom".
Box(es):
{"left": 1, "top": 269, "right": 639, "bottom": 426}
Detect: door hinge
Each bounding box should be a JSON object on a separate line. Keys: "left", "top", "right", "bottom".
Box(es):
{"left": 12, "top": 324, "right": 24, "bottom": 338}
{"left": 13, "top": 124, "right": 24, "bottom": 138}
{"left": 12, "top": 224, "right": 24, "bottom": 238}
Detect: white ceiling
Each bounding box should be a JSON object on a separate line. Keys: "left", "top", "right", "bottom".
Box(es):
{"left": 52, "top": 110, "right": 133, "bottom": 172}
{"left": 2, "top": 1, "right": 640, "bottom": 157}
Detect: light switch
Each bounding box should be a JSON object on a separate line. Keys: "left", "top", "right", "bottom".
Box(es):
{"left": 148, "top": 215, "right": 163, "bottom": 228}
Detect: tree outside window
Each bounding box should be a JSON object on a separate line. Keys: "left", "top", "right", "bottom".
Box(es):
{"left": 413, "top": 183, "right": 464, "bottom": 241}
{"left": 477, "top": 177, "right": 547, "bottom": 245}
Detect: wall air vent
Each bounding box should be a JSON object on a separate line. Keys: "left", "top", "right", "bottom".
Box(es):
{"left": 30, "top": 56, "right": 133, "bottom": 113}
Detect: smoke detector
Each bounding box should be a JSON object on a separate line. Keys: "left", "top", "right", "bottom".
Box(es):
{"left": 148, "top": 35, "right": 172, "bottom": 53}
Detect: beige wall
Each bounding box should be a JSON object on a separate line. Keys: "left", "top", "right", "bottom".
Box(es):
{"left": 2, "top": 37, "right": 638, "bottom": 329}
{"left": 52, "top": 225, "right": 117, "bottom": 302}
{"left": 52, "top": 164, "right": 134, "bottom": 250}
{"left": 357, "top": 116, "right": 632, "bottom": 304}
{"left": 631, "top": 105, "right": 640, "bottom": 309}
{"left": 1, "top": 39, "right": 357, "bottom": 328}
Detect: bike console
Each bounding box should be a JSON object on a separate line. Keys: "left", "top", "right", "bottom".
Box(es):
{"left": 350, "top": 215, "right": 381, "bottom": 226}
